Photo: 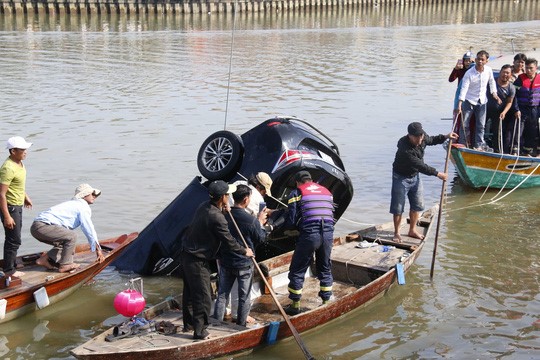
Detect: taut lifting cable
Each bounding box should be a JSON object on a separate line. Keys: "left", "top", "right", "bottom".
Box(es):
{"left": 223, "top": 0, "right": 239, "bottom": 131}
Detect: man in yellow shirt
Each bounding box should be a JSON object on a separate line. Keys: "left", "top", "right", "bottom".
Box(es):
{"left": 1, "top": 136, "right": 33, "bottom": 277}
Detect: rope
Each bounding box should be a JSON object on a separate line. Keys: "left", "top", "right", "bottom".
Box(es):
{"left": 338, "top": 217, "right": 375, "bottom": 227}
{"left": 444, "top": 161, "right": 540, "bottom": 214}
{"left": 344, "top": 250, "right": 368, "bottom": 285}
{"left": 223, "top": 0, "right": 239, "bottom": 130}
{"left": 486, "top": 117, "right": 524, "bottom": 201}
{"left": 512, "top": 116, "right": 521, "bottom": 155}
{"left": 463, "top": 113, "right": 535, "bottom": 208}
{"left": 479, "top": 117, "right": 506, "bottom": 202}
{"left": 479, "top": 117, "right": 524, "bottom": 202}
{"left": 486, "top": 162, "right": 540, "bottom": 204}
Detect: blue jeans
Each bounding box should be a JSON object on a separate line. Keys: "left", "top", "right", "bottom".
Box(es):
{"left": 213, "top": 264, "right": 253, "bottom": 326}
{"left": 390, "top": 172, "right": 424, "bottom": 215}
{"left": 460, "top": 100, "right": 487, "bottom": 148}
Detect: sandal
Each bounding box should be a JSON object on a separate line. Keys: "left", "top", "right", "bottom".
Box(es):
{"left": 105, "top": 324, "right": 135, "bottom": 342}
{"left": 156, "top": 321, "right": 177, "bottom": 335}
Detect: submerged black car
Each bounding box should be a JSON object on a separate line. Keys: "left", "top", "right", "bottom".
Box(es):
{"left": 113, "top": 116, "right": 354, "bottom": 275}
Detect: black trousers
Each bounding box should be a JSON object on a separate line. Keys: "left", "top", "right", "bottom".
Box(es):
{"left": 181, "top": 251, "right": 212, "bottom": 339}
{"left": 1, "top": 205, "right": 23, "bottom": 274}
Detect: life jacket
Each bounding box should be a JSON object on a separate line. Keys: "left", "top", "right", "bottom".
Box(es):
{"left": 297, "top": 182, "right": 335, "bottom": 225}
{"left": 515, "top": 73, "right": 540, "bottom": 107}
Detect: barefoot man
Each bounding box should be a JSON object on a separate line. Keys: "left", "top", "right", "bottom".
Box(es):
{"left": 390, "top": 122, "right": 457, "bottom": 242}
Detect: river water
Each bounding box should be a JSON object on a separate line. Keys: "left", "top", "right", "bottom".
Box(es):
{"left": 0, "top": 1, "right": 539, "bottom": 359}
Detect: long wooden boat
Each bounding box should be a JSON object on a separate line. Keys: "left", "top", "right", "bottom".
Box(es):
{"left": 0, "top": 232, "right": 138, "bottom": 324}
{"left": 450, "top": 144, "right": 540, "bottom": 189}
{"left": 71, "top": 206, "right": 437, "bottom": 360}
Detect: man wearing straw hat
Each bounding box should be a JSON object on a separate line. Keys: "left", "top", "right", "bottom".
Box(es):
{"left": 31, "top": 184, "right": 105, "bottom": 273}
{"left": 231, "top": 172, "right": 273, "bottom": 217}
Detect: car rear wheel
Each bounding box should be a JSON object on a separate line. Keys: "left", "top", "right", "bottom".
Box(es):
{"left": 197, "top": 130, "right": 244, "bottom": 181}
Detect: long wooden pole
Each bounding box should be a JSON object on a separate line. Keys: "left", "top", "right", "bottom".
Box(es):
{"left": 430, "top": 114, "right": 458, "bottom": 279}
{"left": 226, "top": 209, "right": 315, "bottom": 360}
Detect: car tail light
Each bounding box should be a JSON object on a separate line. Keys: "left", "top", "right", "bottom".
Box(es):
{"left": 272, "top": 149, "right": 319, "bottom": 172}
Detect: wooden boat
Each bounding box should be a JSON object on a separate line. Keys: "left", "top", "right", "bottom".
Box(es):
{"left": 71, "top": 206, "right": 437, "bottom": 360}
{"left": 449, "top": 49, "right": 540, "bottom": 190}
{"left": 0, "top": 232, "right": 138, "bottom": 324}
{"left": 450, "top": 143, "right": 540, "bottom": 189}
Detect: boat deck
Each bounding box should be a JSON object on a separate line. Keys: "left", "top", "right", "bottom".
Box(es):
{"left": 1, "top": 251, "right": 98, "bottom": 295}
{"left": 1, "top": 240, "right": 126, "bottom": 291}
{"left": 76, "top": 274, "right": 363, "bottom": 355}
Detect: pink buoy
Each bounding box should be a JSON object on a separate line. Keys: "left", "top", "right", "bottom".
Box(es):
{"left": 113, "top": 289, "right": 146, "bottom": 317}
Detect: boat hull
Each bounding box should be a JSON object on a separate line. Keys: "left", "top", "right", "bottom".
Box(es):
{"left": 0, "top": 233, "right": 138, "bottom": 324}
{"left": 450, "top": 145, "right": 540, "bottom": 189}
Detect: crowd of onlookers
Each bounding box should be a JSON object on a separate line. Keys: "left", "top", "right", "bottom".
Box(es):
{"left": 449, "top": 50, "right": 540, "bottom": 156}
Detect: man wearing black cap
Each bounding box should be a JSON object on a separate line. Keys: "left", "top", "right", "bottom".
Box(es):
{"left": 284, "top": 170, "right": 335, "bottom": 315}
{"left": 181, "top": 180, "right": 254, "bottom": 340}
{"left": 391, "top": 123, "right": 457, "bottom": 242}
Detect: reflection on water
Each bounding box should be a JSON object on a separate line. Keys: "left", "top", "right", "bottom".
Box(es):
{"left": 32, "top": 320, "right": 50, "bottom": 341}
{"left": 437, "top": 184, "right": 540, "bottom": 358}
{"left": 0, "top": 336, "right": 8, "bottom": 358}
{"left": 0, "top": 0, "right": 539, "bottom": 32}
{"left": 0, "top": 1, "right": 539, "bottom": 359}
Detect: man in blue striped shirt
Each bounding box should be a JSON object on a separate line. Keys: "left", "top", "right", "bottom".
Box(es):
{"left": 31, "top": 184, "right": 104, "bottom": 273}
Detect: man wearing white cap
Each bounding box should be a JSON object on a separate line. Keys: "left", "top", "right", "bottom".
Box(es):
{"left": 0, "top": 136, "right": 33, "bottom": 277}
{"left": 30, "top": 184, "right": 105, "bottom": 273}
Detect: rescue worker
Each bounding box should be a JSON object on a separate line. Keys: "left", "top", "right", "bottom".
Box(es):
{"left": 514, "top": 58, "right": 540, "bottom": 156}
{"left": 284, "top": 170, "right": 335, "bottom": 315}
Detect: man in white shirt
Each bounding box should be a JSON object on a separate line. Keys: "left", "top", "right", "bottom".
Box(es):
{"left": 456, "top": 50, "right": 501, "bottom": 149}
{"left": 230, "top": 172, "right": 273, "bottom": 216}
{"left": 31, "top": 184, "right": 105, "bottom": 273}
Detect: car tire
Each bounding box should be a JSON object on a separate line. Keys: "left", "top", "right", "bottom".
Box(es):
{"left": 197, "top": 130, "right": 244, "bottom": 181}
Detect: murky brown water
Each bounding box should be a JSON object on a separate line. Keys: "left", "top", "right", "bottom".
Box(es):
{"left": 0, "top": 1, "right": 539, "bottom": 359}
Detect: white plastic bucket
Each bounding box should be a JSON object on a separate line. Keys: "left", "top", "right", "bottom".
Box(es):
{"left": 33, "top": 287, "right": 50, "bottom": 309}
{"left": 0, "top": 299, "right": 6, "bottom": 319}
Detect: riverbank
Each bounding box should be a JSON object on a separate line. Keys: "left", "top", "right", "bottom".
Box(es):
{"left": 0, "top": 0, "right": 511, "bottom": 16}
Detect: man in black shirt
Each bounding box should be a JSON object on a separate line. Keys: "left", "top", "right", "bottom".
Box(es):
{"left": 390, "top": 122, "right": 457, "bottom": 242}
{"left": 181, "top": 180, "right": 254, "bottom": 340}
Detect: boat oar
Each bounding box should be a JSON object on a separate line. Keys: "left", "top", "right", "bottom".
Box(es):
{"left": 430, "top": 115, "right": 458, "bottom": 279}
{"left": 226, "top": 209, "right": 315, "bottom": 360}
